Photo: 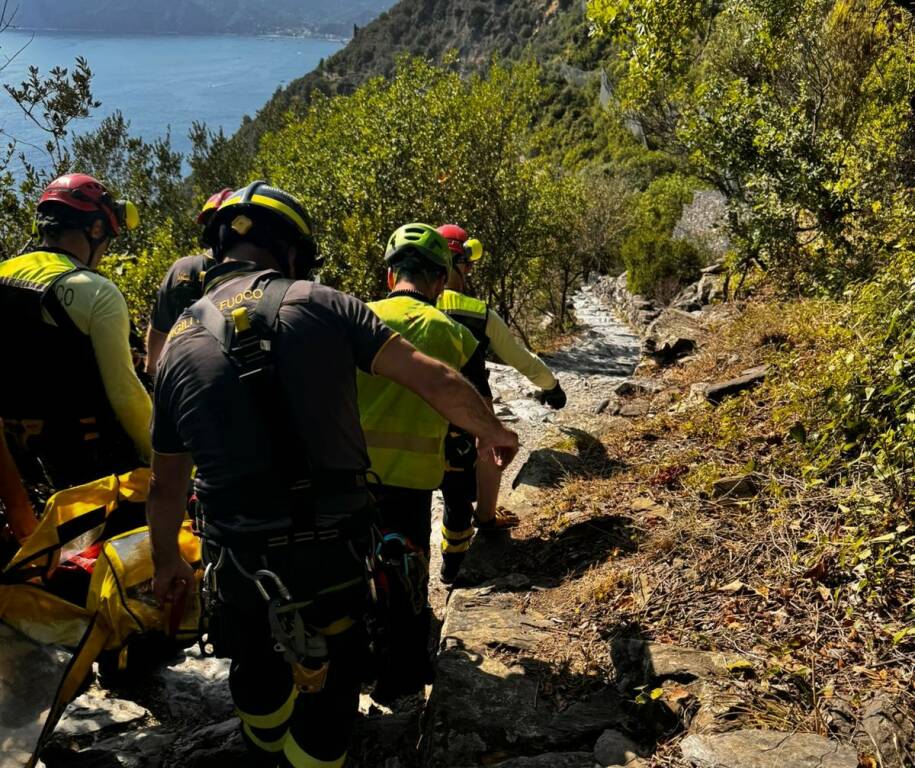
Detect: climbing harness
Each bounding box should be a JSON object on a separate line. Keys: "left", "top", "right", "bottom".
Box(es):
{"left": 225, "top": 548, "right": 330, "bottom": 694}
{"left": 188, "top": 275, "right": 369, "bottom": 688}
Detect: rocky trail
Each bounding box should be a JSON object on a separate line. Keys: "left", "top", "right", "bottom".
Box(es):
{"left": 37, "top": 278, "right": 913, "bottom": 768}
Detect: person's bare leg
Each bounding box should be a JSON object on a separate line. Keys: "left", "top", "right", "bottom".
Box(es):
{"left": 475, "top": 451, "right": 503, "bottom": 522}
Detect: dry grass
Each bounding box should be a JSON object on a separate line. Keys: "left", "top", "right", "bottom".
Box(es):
{"left": 499, "top": 297, "right": 914, "bottom": 762}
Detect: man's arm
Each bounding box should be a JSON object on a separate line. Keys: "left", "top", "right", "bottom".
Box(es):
{"left": 147, "top": 451, "right": 195, "bottom": 604}
{"left": 373, "top": 336, "right": 518, "bottom": 467}
{"left": 146, "top": 325, "right": 168, "bottom": 378}
{"left": 485, "top": 311, "right": 557, "bottom": 390}
{"left": 84, "top": 281, "right": 153, "bottom": 461}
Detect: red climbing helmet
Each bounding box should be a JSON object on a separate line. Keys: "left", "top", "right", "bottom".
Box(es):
{"left": 196, "top": 187, "right": 234, "bottom": 226}
{"left": 437, "top": 224, "right": 469, "bottom": 256}
{"left": 37, "top": 173, "right": 138, "bottom": 236}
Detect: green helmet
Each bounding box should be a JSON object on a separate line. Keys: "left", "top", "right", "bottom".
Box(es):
{"left": 384, "top": 222, "right": 452, "bottom": 275}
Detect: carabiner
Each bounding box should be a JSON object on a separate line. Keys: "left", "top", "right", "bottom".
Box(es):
{"left": 253, "top": 569, "right": 293, "bottom": 603}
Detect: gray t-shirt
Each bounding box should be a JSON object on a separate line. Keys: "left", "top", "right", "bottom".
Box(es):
{"left": 152, "top": 261, "right": 394, "bottom": 532}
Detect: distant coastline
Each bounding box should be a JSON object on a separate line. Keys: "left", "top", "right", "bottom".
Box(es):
{"left": 0, "top": 32, "right": 342, "bottom": 173}
{"left": 11, "top": 27, "right": 351, "bottom": 43}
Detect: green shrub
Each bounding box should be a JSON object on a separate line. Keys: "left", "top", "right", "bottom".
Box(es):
{"left": 622, "top": 231, "right": 702, "bottom": 301}
{"left": 256, "top": 56, "right": 599, "bottom": 332}
{"left": 632, "top": 173, "right": 702, "bottom": 235}
{"left": 589, "top": 0, "right": 915, "bottom": 291}
{"left": 99, "top": 222, "right": 185, "bottom": 328}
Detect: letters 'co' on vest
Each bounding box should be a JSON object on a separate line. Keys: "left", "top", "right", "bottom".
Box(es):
{"left": 0, "top": 251, "right": 136, "bottom": 489}
{"left": 358, "top": 296, "right": 478, "bottom": 491}
{"left": 437, "top": 289, "right": 490, "bottom": 356}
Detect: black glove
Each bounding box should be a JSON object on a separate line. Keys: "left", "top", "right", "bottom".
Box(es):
{"left": 538, "top": 381, "right": 567, "bottom": 410}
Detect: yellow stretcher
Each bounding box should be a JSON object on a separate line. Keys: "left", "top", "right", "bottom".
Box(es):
{"left": 0, "top": 469, "right": 201, "bottom": 768}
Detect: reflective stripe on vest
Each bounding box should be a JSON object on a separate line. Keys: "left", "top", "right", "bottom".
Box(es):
{"left": 437, "top": 289, "right": 489, "bottom": 348}
{"left": 0, "top": 249, "right": 87, "bottom": 295}
{"left": 437, "top": 289, "right": 487, "bottom": 319}
{"left": 357, "top": 296, "right": 478, "bottom": 491}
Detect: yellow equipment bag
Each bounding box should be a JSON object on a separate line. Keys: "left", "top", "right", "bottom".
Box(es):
{"left": 0, "top": 468, "right": 201, "bottom": 768}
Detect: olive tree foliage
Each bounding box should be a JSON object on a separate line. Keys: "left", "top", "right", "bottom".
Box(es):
{"left": 588, "top": 0, "right": 915, "bottom": 291}
{"left": 0, "top": 41, "right": 101, "bottom": 258}
{"left": 256, "top": 56, "right": 595, "bottom": 332}
{"left": 187, "top": 121, "right": 249, "bottom": 210}
{"left": 529, "top": 169, "right": 635, "bottom": 330}
{"left": 71, "top": 112, "right": 193, "bottom": 253}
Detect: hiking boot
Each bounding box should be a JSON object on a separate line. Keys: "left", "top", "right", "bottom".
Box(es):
{"left": 474, "top": 508, "right": 520, "bottom": 533}
{"left": 440, "top": 553, "right": 462, "bottom": 585}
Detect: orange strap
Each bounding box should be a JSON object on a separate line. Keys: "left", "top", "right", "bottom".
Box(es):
{"left": 0, "top": 423, "right": 36, "bottom": 542}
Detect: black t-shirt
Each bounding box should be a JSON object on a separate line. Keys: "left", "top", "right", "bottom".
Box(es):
{"left": 152, "top": 262, "right": 395, "bottom": 532}
{"left": 150, "top": 253, "right": 213, "bottom": 333}
{"left": 460, "top": 343, "right": 491, "bottom": 399}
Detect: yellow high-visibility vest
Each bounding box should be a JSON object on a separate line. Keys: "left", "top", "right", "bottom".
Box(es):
{"left": 358, "top": 295, "right": 478, "bottom": 490}
{"left": 0, "top": 250, "right": 148, "bottom": 488}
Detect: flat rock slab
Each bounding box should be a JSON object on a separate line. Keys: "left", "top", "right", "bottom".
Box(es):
{"left": 457, "top": 529, "right": 516, "bottom": 586}
{"left": 158, "top": 652, "right": 233, "bottom": 722}
{"left": 644, "top": 310, "right": 703, "bottom": 364}
{"left": 614, "top": 639, "right": 743, "bottom": 684}
{"left": 711, "top": 475, "right": 758, "bottom": 500}
{"left": 428, "top": 586, "right": 630, "bottom": 767}
{"left": 56, "top": 694, "right": 149, "bottom": 738}
{"left": 613, "top": 378, "right": 666, "bottom": 397}
{"left": 705, "top": 366, "right": 768, "bottom": 405}
{"left": 441, "top": 585, "right": 550, "bottom": 654}
{"left": 681, "top": 730, "right": 858, "bottom": 768}
{"left": 861, "top": 693, "right": 915, "bottom": 768}
{"left": 166, "top": 718, "right": 249, "bottom": 767}
{"left": 465, "top": 752, "right": 596, "bottom": 767}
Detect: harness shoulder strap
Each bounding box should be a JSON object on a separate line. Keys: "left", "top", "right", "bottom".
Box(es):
{"left": 250, "top": 278, "right": 294, "bottom": 335}
{"left": 187, "top": 295, "right": 232, "bottom": 353}
{"left": 187, "top": 276, "right": 293, "bottom": 365}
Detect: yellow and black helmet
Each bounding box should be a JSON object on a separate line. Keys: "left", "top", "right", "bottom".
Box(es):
{"left": 209, "top": 180, "right": 319, "bottom": 269}
{"left": 384, "top": 223, "right": 452, "bottom": 275}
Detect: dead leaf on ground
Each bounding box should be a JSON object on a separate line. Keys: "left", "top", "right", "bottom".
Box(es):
{"left": 803, "top": 555, "right": 832, "bottom": 582}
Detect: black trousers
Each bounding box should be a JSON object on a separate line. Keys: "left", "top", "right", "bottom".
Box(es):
{"left": 440, "top": 466, "right": 476, "bottom": 563}
{"left": 440, "top": 425, "right": 478, "bottom": 573}
{"left": 370, "top": 485, "right": 434, "bottom": 700}
{"left": 206, "top": 524, "right": 371, "bottom": 768}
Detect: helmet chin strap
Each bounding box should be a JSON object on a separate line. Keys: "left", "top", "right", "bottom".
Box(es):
{"left": 82, "top": 215, "right": 110, "bottom": 267}
{"left": 83, "top": 230, "right": 108, "bottom": 267}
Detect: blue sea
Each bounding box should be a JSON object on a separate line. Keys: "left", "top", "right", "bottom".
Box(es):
{"left": 0, "top": 30, "right": 342, "bottom": 172}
